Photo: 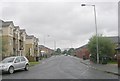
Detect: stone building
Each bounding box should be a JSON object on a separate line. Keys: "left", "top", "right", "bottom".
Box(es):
{"left": 1, "top": 20, "right": 15, "bottom": 57}
{"left": 25, "top": 35, "right": 39, "bottom": 57}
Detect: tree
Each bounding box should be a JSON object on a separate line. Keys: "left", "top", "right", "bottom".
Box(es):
{"left": 88, "top": 35, "right": 116, "bottom": 62}
{"left": 62, "top": 50, "right": 68, "bottom": 54}
{"left": 55, "top": 48, "right": 61, "bottom": 55}
{"left": 67, "top": 48, "right": 75, "bottom": 55}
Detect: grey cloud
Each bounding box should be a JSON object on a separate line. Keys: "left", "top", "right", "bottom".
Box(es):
{"left": 1, "top": 1, "right": 118, "bottom": 49}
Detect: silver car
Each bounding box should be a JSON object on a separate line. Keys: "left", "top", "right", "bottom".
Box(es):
{"left": 0, "top": 56, "right": 29, "bottom": 74}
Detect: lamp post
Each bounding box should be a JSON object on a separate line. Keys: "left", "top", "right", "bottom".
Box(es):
{"left": 54, "top": 40, "right": 56, "bottom": 51}
{"left": 48, "top": 35, "right": 56, "bottom": 51}
{"left": 44, "top": 35, "right": 56, "bottom": 51}
{"left": 81, "top": 4, "right": 99, "bottom": 64}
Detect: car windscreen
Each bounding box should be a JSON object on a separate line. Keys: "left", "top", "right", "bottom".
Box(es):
{"left": 2, "top": 57, "right": 15, "bottom": 63}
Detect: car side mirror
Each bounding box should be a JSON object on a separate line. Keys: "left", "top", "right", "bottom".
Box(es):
{"left": 14, "top": 60, "right": 19, "bottom": 63}
{"left": 14, "top": 61, "right": 17, "bottom": 63}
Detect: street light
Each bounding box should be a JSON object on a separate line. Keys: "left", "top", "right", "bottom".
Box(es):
{"left": 44, "top": 35, "right": 56, "bottom": 51}
{"left": 43, "top": 35, "right": 50, "bottom": 46}
{"left": 48, "top": 35, "right": 56, "bottom": 51}
{"left": 54, "top": 40, "right": 56, "bottom": 51}
{"left": 81, "top": 4, "right": 99, "bottom": 64}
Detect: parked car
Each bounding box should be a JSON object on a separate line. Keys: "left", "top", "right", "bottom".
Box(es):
{"left": 0, "top": 56, "right": 29, "bottom": 74}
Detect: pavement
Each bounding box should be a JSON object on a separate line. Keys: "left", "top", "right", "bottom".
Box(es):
{"left": 79, "top": 58, "right": 120, "bottom": 76}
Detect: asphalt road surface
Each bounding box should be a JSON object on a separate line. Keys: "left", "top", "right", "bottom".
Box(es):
{"left": 2, "top": 55, "right": 118, "bottom": 79}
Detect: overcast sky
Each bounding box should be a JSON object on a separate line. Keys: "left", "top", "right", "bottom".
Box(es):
{"left": 0, "top": 0, "right": 119, "bottom": 49}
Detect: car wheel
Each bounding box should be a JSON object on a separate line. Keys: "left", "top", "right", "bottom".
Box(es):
{"left": 8, "top": 66, "right": 14, "bottom": 74}
{"left": 25, "top": 64, "right": 29, "bottom": 71}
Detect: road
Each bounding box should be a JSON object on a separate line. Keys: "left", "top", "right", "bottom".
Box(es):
{"left": 2, "top": 55, "right": 118, "bottom": 79}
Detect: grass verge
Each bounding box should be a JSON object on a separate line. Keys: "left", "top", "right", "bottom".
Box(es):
{"left": 108, "top": 60, "right": 117, "bottom": 64}
{"left": 29, "top": 62, "right": 40, "bottom": 67}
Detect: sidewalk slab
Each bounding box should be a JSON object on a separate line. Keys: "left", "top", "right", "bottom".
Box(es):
{"left": 80, "top": 59, "right": 120, "bottom": 76}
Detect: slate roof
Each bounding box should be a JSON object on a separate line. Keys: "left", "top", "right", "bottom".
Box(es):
{"left": 20, "top": 29, "right": 25, "bottom": 32}
{"left": 2, "top": 21, "right": 14, "bottom": 27}
{"left": 14, "top": 26, "right": 20, "bottom": 31}
{"left": 39, "top": 45, "right": 54, "bottom": 51}
{"left": 106, "top": 36, "right": 118, "bottom": 44}
{"left": 26, "top": 35, "right": 34, "bottom": 39}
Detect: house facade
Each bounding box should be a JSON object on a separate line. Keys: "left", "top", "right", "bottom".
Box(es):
{"left": 74, "top": 45, "right": 90, "bottom": 59}
{"left": 25, "top": 35, "right": 39, "bottom": 57}
{"left": 20, "top": 29, "right": 27, "bottom": 56}
{"left": 1, "top": 20, "right": 40, "bottom": 61}
{"left": 39, "top": 45, "right": 54, "bottom": 58}
{"left": 13, "top": 26, "right": 20, "bottom": 56}
{"left": 2, "top": 20, "right": 15, "bottom": 57}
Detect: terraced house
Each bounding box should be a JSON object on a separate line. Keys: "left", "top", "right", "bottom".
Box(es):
{"left": 13, "top": 27, "right": 27, "bottom": 56}
{"left": 19, "top": 29, "right": 27, "bottom": 56}
{"left": 1, "top": 20, "right": 15, "bottom": 57}
{"left": 25, "top": 35, "right": 39, "bottom": 61}
{"left": 1, "top": 20, "right": 39, "bottom": 61}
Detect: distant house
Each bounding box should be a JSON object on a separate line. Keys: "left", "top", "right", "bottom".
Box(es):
{"left": 39, "top": 45, "right": 54, "bottom": 58}
{"left": 74, "top": 44, "right": 90, "bottom": 59}
{"left": 74, "top": 36, "right": 118, "bottom": 59}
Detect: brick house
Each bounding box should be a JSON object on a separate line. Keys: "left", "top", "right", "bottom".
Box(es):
{"left": 74, "top": 44, "right": 90, "bottom": 59}
{"left": 39, "top": 45, "right": 54, "bottom": 58}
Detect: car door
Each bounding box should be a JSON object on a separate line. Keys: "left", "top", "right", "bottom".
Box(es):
{"left": 13, "top": 57, "right": 21, "bottom": 70}
{"left": 20, "top": 57, "right": 26, "bottom": 68}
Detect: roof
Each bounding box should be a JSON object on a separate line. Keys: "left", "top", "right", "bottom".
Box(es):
{"left": 0, "top": 20, "right": 3, "bottom": 27}
{"left": 14, "top": 26, "right": 20, "bottom": 31}
{"left": 0, "top": 20, "right": 4, "bottom": 23}
{"left": 75, "top": 44, "right": 87, "bottom": 51}
{"left": 34, "top": 37, "right": 39, "bottom": 42}
{"left": 106, "top": 36, "right": 118, "bottom": 44}
{"left": 2, "top": 21, "right": 14, "bottom": 27}
{"left": 14, "top": 26, "right": 19, "bottom": 29}
{"left": 39, "top": 45, "right": 45, "bottom": 48}
{"left": 26, "top": 35, "right": 34, "bottom": 39}
{"left": 20, "top": 29, "right": 26, "bottom": 32}
{"left": 39, "top": 45, "right": 54, "bottom": 51}
{"left": 20, "top": 29, "right": 26, "bottom": 34}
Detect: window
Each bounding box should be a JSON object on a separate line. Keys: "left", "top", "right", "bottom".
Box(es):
{"left": 14, "top": 57, "right": 20, "bottom": 63}
{"left": 2, "top": 57, "right": 15, "bottom": 63}
{"left": 20, "top": 57, "right": 26, "bottom": 62}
